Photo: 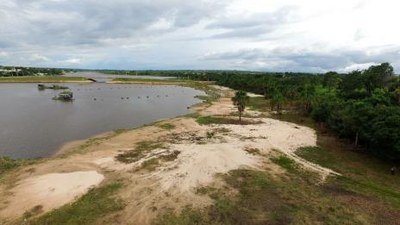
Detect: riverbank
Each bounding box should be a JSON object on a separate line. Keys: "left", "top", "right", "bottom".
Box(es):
{"left": 0, "top": 85, "right": 399, "bottom": 225}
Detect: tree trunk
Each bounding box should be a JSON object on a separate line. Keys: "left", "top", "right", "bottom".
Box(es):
{"left": 354, "top": 131, "right": 359, "bottom": 149}
{"left": 239, "top": 111, "right": 242, "bottom": 123}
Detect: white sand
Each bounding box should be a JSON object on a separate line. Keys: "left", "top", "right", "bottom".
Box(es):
{"left": 155, "top": 140, "right": 262, "bottom": 192}
{"left": 2, "top": 171, "right": 104, "bottom": 218}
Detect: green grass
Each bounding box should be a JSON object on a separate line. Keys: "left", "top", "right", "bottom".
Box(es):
{"left": 156, "top": 169, "right": 371, "bottom": 225}
{"left": 115, "top": 141, "right": 166, "bottom": 164}
{"left": 157, "top": 123, "right": 176, "bottom": 130}
{"left": 248, "top": 96, "right": 270, "bottom": 112}
{"left": 0, "top": 157, "right": 34, "bottom": 177}
{"left": 196, "top": 116, "right": 261, "bottom": 125}
{"left": 296, "top": 144, "right": 400, "bottom": 209}
{"left": 27, "top": 182, "right": 125, "bottom": 225}
{"left": 270, "top": 155, "right": 298, "bottom": 172}
{"left": 0, "top": 76, "right": 88, "bottom": 83}
{"left": 185, "top": 82, "right": 220, "bottom": 104}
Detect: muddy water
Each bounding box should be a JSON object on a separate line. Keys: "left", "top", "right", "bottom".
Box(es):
{"left": 0, "top": 83, "right": 204, "bottom": 159}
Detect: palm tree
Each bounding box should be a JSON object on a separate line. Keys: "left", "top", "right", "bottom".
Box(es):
{"left": 232, "top": 90, "right": 249, "bottom": 123}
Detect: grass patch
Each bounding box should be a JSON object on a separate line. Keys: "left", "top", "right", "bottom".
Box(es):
{"left": 296, "top": 145, "right": 400, "bottom": 209}
{"left": 27, "top": 182, "right": 124, "bottom": 225}
{"left": 196, "top": 116, "right": 261, "bottom": 125}
{"left": 271, "top": 112, "right": 316, "bottom": 129}
{"left": 157, "top": 123, "right": 176, "bottom": 130}
{"left": 271, "top": 154, "right": 298, "bottom": 173}
{"left": 247, "top": 96, "right": 270, "bottom": 112}
{"left": 138, "top": 150, "right": 180, "bottom": 171}
{"left": 185, "top": 81, "right": 220, "bottom": 105}
{"left": 0, "top": 157, "right": 34, "bottom": 177}
{"left": 116, "top": 141, "right": 166, "bottom": 164}
{"left": 156, "top": 169, "right": 369, "bottom": 225}
{"left": 0, "top": 76, "right": 88, "bottom": 83}
{"left": 140, "top": 158, "right": 160, "bottom": 171}
{"left": 296, "top": 146, "right": 337, "bottom": 170}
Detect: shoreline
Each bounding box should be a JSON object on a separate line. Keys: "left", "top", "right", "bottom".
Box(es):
{"left": 0, "top": 84, "right": 340, "bottom": 224}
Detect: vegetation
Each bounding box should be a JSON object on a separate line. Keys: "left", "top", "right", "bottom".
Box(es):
{"left": 0, "top": 66, "right": 65, "bottom": 77}
{"left": 52, "top": 90, "right": 74, "bottom": 101}
{"left": 231, "top": 91, "right": 250, "bottom": 123}
{"left": 0, "top": 157, "right": 32, "bottom": 177}
{"left": 115, "top": 141, "right": 166, "bottom": 164}
{"left": 196, "top": 116, "right": 260, "bottom": 125}
{"left": 157, "top": 123, "right": 176, "bottom": 130}
{"left": 156, "top": 136, "right": 400, "bottom": 225}
{"left": 176, "top": 63, "right": 399, "bottom": 162}
{"left": 26, "top": 182, "right": 124, "bottom": 225}
{"left": 111, "top": 78, "right": 184, "bottom": 85}
{"left": 0, "top": 76, "right": 88, "bottom": 83}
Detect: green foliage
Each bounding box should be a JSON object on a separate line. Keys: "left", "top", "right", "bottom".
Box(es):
{"left": 27, "top": 183, "right": 124, "bottom": 225}
{"left": 231, "top": 90, "right": 249, "bottom": 122}
{"left": 172, "top": 62, "right": 400, "bottom": 161}
{"left": 271, "top": 155, "right": 298, "bottom": 172}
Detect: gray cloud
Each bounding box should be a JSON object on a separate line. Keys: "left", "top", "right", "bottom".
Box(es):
{"left": 202, "top": 47, "right": 400, "bottom": 72}
{"left": 206, "top": 6, "right": 299, "bottom": 39}
{"left": 0, "top": 0, "right": 228, "bottom": 48}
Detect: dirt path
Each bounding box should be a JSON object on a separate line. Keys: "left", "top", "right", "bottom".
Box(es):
{"left": 0, "top": 85, "right": 339, "bottom": 224}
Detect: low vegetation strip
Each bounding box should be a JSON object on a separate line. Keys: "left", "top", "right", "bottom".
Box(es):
{"left": 0, "top": 157, "right": 33, "bottom": 177}
{"left": 0, "top": 76, "right": 89, "bottom": 83}
{"left": 111, "top": 78, "right": 184, "bottom": 84}
{"left": 196, "top": 116, "right": 262, "bottom": 125}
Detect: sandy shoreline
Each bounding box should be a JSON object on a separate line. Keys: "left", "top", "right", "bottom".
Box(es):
{"left": 0, "top": 84, "right": 339, "bottom": 224}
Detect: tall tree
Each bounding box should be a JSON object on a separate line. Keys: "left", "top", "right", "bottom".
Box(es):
{"left": 232, "top": 90, "right": 249, "bottom": 123}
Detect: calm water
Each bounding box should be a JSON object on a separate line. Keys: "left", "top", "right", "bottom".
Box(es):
{"left": 0, "top": 83, "right": 204, "bottom": 159}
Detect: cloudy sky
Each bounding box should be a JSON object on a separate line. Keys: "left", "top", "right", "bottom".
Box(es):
{"left": 0, "top": 0, "right": 400, "bottom": 72}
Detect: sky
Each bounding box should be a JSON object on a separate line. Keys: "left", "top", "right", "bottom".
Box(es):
{"left": 0, "top": 0, "right": 400, "bottom": 73}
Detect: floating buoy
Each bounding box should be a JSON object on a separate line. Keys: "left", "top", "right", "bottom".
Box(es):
{"left": 147, "top": 96, "right": 149, "bottom": 98}
{"left": 94, "top": 98, "right": 97, "bottom": 101}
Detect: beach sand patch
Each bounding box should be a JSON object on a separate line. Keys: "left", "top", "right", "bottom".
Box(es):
{"left": 0, "top": 171, "right": 104, "bottom": 219}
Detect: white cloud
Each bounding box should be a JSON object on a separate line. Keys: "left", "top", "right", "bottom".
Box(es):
{"left": 61, "top": 58, "right": 81, "bottom": 64}
{"left": 30, "top": 54, "right": 50, "bottom": 62}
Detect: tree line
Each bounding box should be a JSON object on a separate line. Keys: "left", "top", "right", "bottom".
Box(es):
{"left": 0, "top": 66, "right": 64, "bottom": 76}
{"left": 185, "top": 64, "right": 399, "bottom": 162}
